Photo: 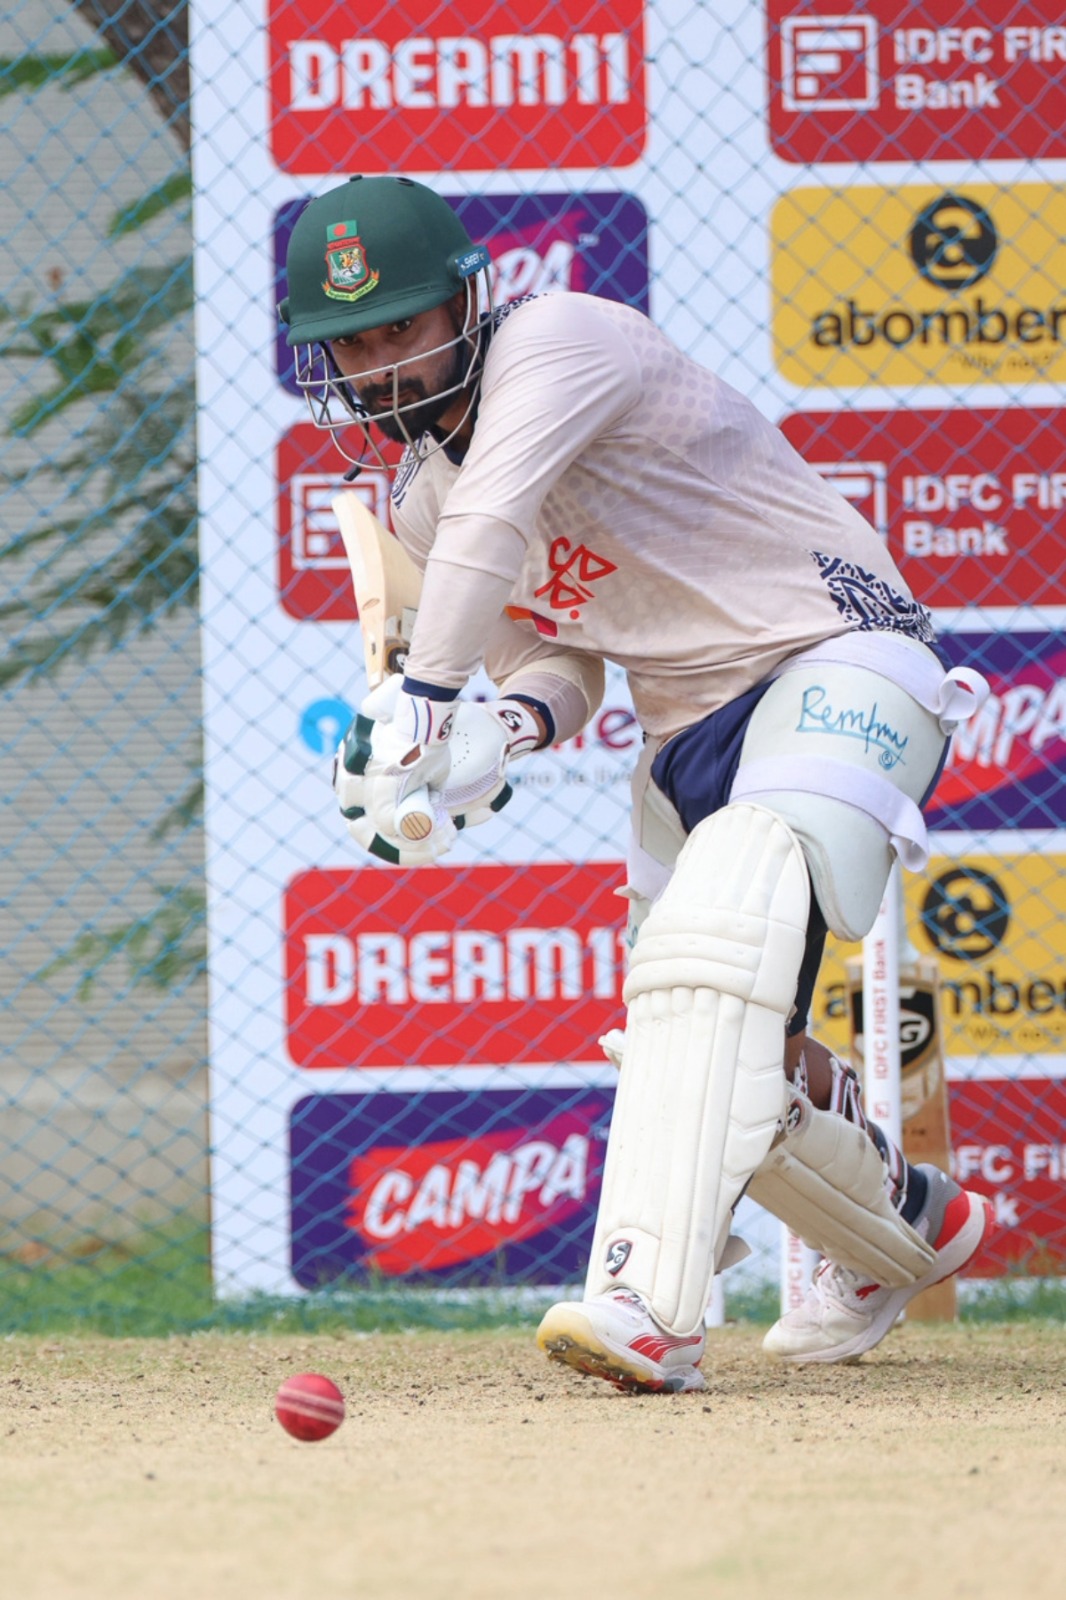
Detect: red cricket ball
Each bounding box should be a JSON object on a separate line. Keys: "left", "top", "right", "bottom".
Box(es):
{"left": 275, "top": 1372, "right": 346, "bottom": 1441}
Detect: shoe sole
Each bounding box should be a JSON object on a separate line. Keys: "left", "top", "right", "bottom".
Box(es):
{"left": 536, "top": 1305, "right": 705, "bottom": 1394}
{"left": 770, "top": 1190, "right": 993, "bottom": 1366}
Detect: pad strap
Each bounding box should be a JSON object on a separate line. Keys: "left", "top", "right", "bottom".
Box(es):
{"left": 731, "top": 755, "right": 930, "bottom": 870}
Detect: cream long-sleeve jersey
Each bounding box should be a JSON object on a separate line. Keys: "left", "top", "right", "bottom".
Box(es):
{"left": 391, "top": 292, "right": 934, "bottom": 743}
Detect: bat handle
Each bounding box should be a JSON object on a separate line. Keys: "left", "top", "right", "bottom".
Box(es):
{"left": 396, "top": 785, "right": 435, "bottom": 843}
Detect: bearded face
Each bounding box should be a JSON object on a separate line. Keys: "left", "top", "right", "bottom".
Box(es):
{"left": 353, "top": 333, "right": 470, "bottom": 444}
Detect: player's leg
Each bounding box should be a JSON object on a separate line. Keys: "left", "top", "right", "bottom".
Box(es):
{"left": 536, "top": 801, "right": 810, "bottom": 1393}
{"left": 761, "top": 1034, "right": 990, "bottom": 1363}
{"left": 727, "top": 636, "right": 992, "bottom": 1360}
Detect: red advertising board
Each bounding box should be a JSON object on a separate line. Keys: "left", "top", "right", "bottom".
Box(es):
{"left": 284, "top": 861, "right": 627, "bottom": 1068}
{"left": 779, "top": 407, "right": 1066, "bottom": 611}
{"left": 951, "top": 1078, "right": 1066, "bottom": 1276}
{"left": 267, "top": 0, "right": 648, "bottom": 173}
{"left": 767, "top": 1, "right": 1066, "bottom": 163}
{"left": 346, "top": 1107, "right": 598, "bottom": 1275}
{"left": 276, "top": 424, "right": 402, "bottom": 622}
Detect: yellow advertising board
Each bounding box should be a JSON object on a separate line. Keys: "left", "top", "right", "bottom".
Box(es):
{"left": 813, "top": 853, "right": 1066, "bottom": 1061}
{"left": 772, "top": 183, "right": 1066, "bottom": 388}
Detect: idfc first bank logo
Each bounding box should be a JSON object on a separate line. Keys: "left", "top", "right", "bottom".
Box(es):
{"left": 768, "top": 2, "right": 1066, "bottom": 162}
{"left": 268, "top": 0, "right": 648, "bottom": 172}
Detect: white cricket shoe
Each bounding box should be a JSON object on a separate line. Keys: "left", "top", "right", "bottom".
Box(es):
{"left": 537, "top": 1289, "right": 707, "bottom": 1394}
{"left": 763, "top": 1165, "right": 993, "bottom": 1365}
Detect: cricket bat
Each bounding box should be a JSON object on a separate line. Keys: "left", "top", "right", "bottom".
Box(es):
{"left": 846, "top": 947, "right": 958, "bottom": 1320}
{"left": 331, "top": 490, "right": 432, "bottom": 841}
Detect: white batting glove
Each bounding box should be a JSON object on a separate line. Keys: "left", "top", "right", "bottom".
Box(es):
{"left": 332, "top": 687, "right": 539, "bottom": 864}
{"left": 345, "top": 676, "right": 457, "bottom": 858}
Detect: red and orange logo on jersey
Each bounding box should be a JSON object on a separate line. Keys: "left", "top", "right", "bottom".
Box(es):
{"left": 534, "top": 537, "right": 617, "bottom": 619}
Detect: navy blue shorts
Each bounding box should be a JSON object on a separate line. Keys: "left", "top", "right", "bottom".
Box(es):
{"left": 651, "top": 679, "right": 827, "bottom": 1039}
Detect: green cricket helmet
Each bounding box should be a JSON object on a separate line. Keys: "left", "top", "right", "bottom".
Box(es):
{"left": 281, "top": 175, "right": 494, "bottom": 465}
{"left": 282, "top": 175, "right": 491, "bottom": 345}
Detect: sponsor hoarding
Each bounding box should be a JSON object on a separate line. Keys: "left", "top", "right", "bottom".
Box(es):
{"left": 781, "top": 407, "right": 1066, "bottom": 611}
{"left": 931, "top": 634, "right": 1066, "bottom": 834}
{"left": 267, "top": 0, "right": 648, "bottom": 173}
{"left": 768, "top": 1, "right": 1066, "bottom": 164}
{"left": 289, "top": 1087, "right": 613, "bottom": 1286}
{"left": 772, "top": 183, "right": 1066, "bottom": 388}
{"left": 284, "top": 861, "right": 627, "bottom": 1069}
{"left": 276, "top": 424, "right": 399, "bottom": 622}
{"left": 816, "top": 854, "right": 1066, "bottom": 1065}
{"left": 946, "top": 1079, "right": 1066, "bottom": 1276}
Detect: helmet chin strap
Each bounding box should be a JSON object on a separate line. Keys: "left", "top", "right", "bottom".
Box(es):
{"left": 297, "top": 273, "right": 494, "bottom": 474}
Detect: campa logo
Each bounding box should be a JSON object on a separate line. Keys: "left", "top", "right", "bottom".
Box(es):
{"left": 347, "top": 1115, "right": 594, "bottom": 1274}
{"left": 268, "top": 0, "right": 648, "bottom": 172}
{"left": 284, "top": 861, "right": 627, "bottom": 1068}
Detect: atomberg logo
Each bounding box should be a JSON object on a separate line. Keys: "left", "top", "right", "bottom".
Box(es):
{"left": 267, "top": 0, "right": 648, "bottom": 173}
{"left": 910, "top": 194, "right": 997, "bottom": 289}
{"left": 347, "top": 1113, "right": 594, "bottom": 1275}
{"left": 284, "top": 861, "right": 627, "bottom": 1068}
{"left": 921, "top": 867, "right": 1011, "bottom": 962}
{"left": 772, "top": 182, "right": 1066, "bottom": 387}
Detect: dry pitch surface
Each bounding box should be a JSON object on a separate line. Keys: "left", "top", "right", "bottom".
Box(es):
{"left": 1, "top": 1323, "right": 1062, "bottom": 1600}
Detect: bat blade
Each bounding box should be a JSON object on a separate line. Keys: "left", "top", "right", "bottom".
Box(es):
{"left": 846, "top": 950, "right": 957, "bottom": 1321}
{"left": 331, "top": 491, "right": 422, "bottom": 686}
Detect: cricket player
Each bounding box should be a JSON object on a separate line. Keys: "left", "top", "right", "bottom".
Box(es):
{"left": 283, "top": 176, "right": 993, "bottom": 1393}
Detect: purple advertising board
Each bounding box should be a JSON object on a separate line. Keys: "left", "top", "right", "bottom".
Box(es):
{"left": 289, "top": 1087, "right": 614, "bottom": 1288}
{"left": 931, "top": 633, "right": 1066, "bottom": 832}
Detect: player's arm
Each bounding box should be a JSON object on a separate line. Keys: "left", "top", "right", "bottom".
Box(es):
{"left": 484, "top": 610, "right": 606, "bottom": 749}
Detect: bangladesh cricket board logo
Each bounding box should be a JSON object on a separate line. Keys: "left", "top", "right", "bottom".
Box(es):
{"left": 323, "top": 219, "right": 380, "bottom": 303}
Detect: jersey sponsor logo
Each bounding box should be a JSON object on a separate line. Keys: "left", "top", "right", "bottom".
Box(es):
{"left": 504, "top": 605, "right": 558, "bottom": 638}
{"left": 772, "top": 183, "right": 1066, "bottom": 388}
{"left": 781, "top": 406, "right": 1066, "bottom": 610}
{"left": 288, "top": 1088, "right": 612, "bottom": 1286}
{"left": 534, "top": 537, "right": 618, "bottom": 619}
{"left": 284, "top": 861, "right": 626, "bottom": 1068}
{"left": 267, "top": 0, "right": 648, "bottom": 173}
{"left": 768, "top": 2, "right": 1066, "bottom": 162}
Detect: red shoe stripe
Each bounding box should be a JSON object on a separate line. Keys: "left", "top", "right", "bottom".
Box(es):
{"left": 629, "top": 1332, "right": 703, "bottom": 1363}
{"left": 932, "top": 1190, "right": 975, "bottom": 1252}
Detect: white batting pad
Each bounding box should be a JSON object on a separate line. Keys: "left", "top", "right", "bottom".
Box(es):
{"left": 749, "top": 1090, "right": 936, "bottom": 1286}
{"left": 586, "top": 804, "right": 809, "bottom": 1334}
